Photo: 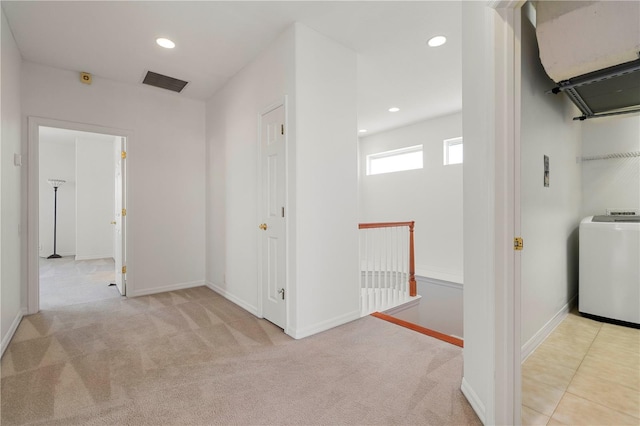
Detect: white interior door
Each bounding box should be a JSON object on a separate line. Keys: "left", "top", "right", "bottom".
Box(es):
{"left": 260, "top": 105, "right": 286, "bottom": 329}
{"left": 114, "top": 137, "right": 126, "bottom": 295}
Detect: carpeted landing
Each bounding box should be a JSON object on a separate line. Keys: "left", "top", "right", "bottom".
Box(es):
{"left": 39, "top": 256, "right": 121, "bottom": 310}
{"left": 1, "top": 286, "right": 480, "bottom": 425}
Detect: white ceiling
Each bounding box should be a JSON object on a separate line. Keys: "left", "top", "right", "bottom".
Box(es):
{"left": 2, "top": 1, "right": 461, "bottom": 135}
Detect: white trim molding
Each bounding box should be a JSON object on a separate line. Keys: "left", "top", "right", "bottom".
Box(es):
{"left": 127, "top": 280, "right": 204, "bottom": 298}
{"left": 206, "top": 281, "right": 259, "bottom": 318}
{"left": 521, "top": 296, "right": 576, "bottom": 361}
{"left": 416, "top": 275, "right": 463, "bottom": 291}
{"left": 27, "top": 116, "right": 134, "bottom": 314}
{"left": 288, "top": 310, "right": 360, "bottom": 340}
{"left": 382, "top": 295, "right": 422, "bottom": 316}
{"left": 1, "top": 308, "right": 26, "bottom": 357}
{"left": 492, "top": 4, "right": 521, "bottom": 425}
{"left": 461, "top": 1, "right": 524, "bottom": 425}
{"left": 461, "top": 377, "right": 487, "bottom": 425}
{"left": 74, "top": 254, "right": 113, "bottom": 261}
{"left": 415, "top": 267, "right": 463, "bottom": 285}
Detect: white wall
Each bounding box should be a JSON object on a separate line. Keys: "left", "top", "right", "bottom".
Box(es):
{"left": 581, "top": 114, "right": 640, "bottom": 217}
{"left": 205, "top": 26, "right": 296, "bottom": 313}
{"left": 520, "top": 4, "right": 583, "bottom": 352}
{"left": 358, "top": 112, "right": 463, "bottom": 283}
{"left": 293, "top": 23, "right": 359, "bottom": 338}
{"left": 1, "top": 8, "right": 24, "bottom": 354}
{"left": 22, "top": 61, "right": 206, "bottom": 296}
{"left": 38, "top": 138, "right": 76, "bottom": 257}
{"left": 206, "top": 23, "right": 359, "bottom": 338}
{"left": 461, "top": 3, "right": 496, "bottom": 421}
{"left": 76, "top": 137, "right": 115, "bottom": 260}
{"left": 389, "top": 277, "right": 463, "bottom": 338}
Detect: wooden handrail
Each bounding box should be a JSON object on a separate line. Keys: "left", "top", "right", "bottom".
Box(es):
{"left": 358, "top": 221, "right": 414, "bottom": 229}
{"left": 358, "top": 221, "right": 416, "bottom": 297}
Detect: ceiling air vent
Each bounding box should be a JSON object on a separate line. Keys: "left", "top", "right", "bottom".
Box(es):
{"left": 142, "top": 71, "right": 188, "bottom": 93}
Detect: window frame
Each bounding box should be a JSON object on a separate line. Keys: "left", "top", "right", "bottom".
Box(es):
{"left": 366, "top": 144, "right": 424, "bottom": 176}
{"left": 443, "top": 137, "right": 463, "bottom": 165}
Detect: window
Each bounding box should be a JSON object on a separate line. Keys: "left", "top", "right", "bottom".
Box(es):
{"left": 366, "top": 145, "right": 423, "bottom": 175}
{"left": 443, "top": 137, "right": 463, "bottom": 165}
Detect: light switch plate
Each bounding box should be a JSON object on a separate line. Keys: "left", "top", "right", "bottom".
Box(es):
{"left": 14, "top": 153, "right": 22, "bottom": 166}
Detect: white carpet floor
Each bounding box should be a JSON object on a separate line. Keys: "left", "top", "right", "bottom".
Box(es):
{"left": 39, "top": 257, "right": 122, "bottom": 310}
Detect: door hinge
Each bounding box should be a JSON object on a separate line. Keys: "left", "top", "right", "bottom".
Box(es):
{"left": 281, "top": 124, "right": 284, "bottom": 135}
{"left": 514, "top": 237, "right": 524, "bottom": 251}
{"left": 122, "top": 208, "right": 127, "bottom": 216}
{"left": 122, "top": 266, "right": 127, "bottom": 274}
{"left": 121, "top": 151, "right": 127, "bottom": 159}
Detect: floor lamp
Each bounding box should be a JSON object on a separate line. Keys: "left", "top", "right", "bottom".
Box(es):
{"left": 47, "top": 179, "right": 66, "bottom": 259}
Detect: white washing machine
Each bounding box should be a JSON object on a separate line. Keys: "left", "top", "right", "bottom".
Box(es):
{"left": 579, "top": 215, "right": 640, "bottom": 325}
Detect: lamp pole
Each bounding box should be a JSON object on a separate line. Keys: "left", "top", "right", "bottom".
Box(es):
{"left": 47, "top": 179, "right": 66, "bottom": 259}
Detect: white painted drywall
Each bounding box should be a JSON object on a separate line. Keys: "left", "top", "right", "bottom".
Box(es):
{"left": 22, "top": 61, "right": 206, "bottom": 296}
{"left": 390, "top": 276, "right": 463, "bottom": 338}
{"left": 205, "top": 26, "right": 295, "bottom": 314}
{"left": 581, "top": 115, "right": 640, "bottom": 216}
{"left": 520, "top": 4, "right": 583, "bottom": 349}
{"left": 75, "top": 137, "right": 115, "bottom": 260}
{"left": 461, "top": 2, "right": 499, "bottom": 422}
{"left": 38, "top": 137, "right": 76, "bottom": 257}
{"left": 206, "top": 23, "right": 359, "bottom": 337}
{"left": 1, "top": 8, "right": 24, "bottom": 352}
{"left": 293, "top": 23, "right": 359, "bottom": 337}
{"left": 358, "top": 112, "right": 463, "bottom": 283}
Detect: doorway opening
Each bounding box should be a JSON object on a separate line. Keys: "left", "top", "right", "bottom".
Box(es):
{"left": 28, "top": 118, "right": 129, "bottom": 313}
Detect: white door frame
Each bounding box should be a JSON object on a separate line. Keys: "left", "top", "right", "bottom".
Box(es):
{"left": 27, "top": 116, "right": 133, "bottom": 314}
{"left": 461, "top": 1, "right": 523, "bottom": 424}
{"left": 256, "top": 98, "right": 289, "bottom": 331}
{"left": 489, "top": 1, "right": 523, "bottom": 425}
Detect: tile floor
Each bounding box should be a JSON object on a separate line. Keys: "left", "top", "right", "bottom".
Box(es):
{"left": 40, "top": 256, "right": 122, "bottom": 310}
{"left": 522, "top": 310, "right": 640, "bottom": 425}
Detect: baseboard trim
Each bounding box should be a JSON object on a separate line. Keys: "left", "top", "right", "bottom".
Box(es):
{"left": 205, "top": 281, "right": 259, "bottom": 317}
{"left": 289, "top": 309, "right": 361, "bottom": 340}
{"left": 416, "top": 275, "right": 464, "bottom": 290}
{"left": 74, "top": 254, "right": 113, "bottom": 261}
{"left": 382, "top": 296, "right": 422, "bottom": 316}
{"left": 127, "top": 280, "right": 204, "bottom": 298}
{"left": 461, "top": 377, "right": 486, "bottom": 425}
{"left": 521, "top": 295, "right": 577, "bottom": 361}
{"left": 415, "top": 268, "right": 463, "bottom": 285}
{"left": 1, "top": 308, "right": 26, "bottom": 358}
{"left": 39, "top": 251, "right": 75, "bottom": 258}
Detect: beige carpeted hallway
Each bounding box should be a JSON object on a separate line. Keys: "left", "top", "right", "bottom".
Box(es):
{"left": 1, "top": 287, "right": 480, "bottom": 425}
{"left": 39, "top": 257, "right": 121, "bottom": 310}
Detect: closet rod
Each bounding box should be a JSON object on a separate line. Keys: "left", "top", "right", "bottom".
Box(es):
{"left": 581, "top": 151, "right": 640, "bottom": 162}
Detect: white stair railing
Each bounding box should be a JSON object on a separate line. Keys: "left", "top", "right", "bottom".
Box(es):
{"left": 358, "top": 221, "right": 416, "bottom": 316}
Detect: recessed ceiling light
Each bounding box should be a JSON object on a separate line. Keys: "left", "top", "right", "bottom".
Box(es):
{"left": 156, "top": 38, "right": 175, "bottom": 49}
{"left": 358, "top": 129, "right": 368, "bottom": 133}
{"left": 388, "top": 107, "right": 400, "bottom": 112}
{"left": 427, "top": 35, "right": 447, "bottom": 47}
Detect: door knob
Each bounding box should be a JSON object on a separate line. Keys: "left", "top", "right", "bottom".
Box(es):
{"left": 110, "top": 221, "right": 117, "bottom": 225}
{"left": 259, "top": 223, "right": 268, "bottom": 231}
